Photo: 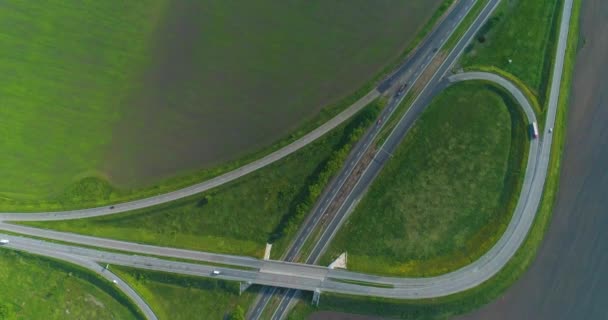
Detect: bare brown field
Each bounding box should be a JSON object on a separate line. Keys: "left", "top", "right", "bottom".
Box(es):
{"left": 103, "top": 0, "right": 443, "bottom": 187}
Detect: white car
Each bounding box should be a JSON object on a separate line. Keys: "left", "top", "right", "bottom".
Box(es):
{"left": 0, "top": 239, "right": 9, "bottom": 245}
{"left": 212, "top": 270, "right": 221, "bottom": 276}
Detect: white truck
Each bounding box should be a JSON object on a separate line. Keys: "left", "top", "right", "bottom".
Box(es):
{"left": 0, "top": 239, "right": 9, "bottom": 245}
{"left": 530, "top": 121, "right": 539, "bottom": 139}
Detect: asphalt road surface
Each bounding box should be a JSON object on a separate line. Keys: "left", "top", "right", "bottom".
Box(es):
{"left": 0, "top": 238, "right": 159, "bottom": 320}
{"left": 0, "top": 0, "right": 574, "bottom": 318}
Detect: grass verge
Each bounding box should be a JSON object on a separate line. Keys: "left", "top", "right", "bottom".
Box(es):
{"left": 25, "top": 102, "right": 382, "bottom": 258}
{"left": 286, "top": 0, "right": 580, "bottom": 317}
{"left": 0, "top": 249, "right": 143, "bottom": 319}
{"left": 111, "top": 266, "right": 257, "bottom": 320}
{"left": 321, "top": 81, "right": 528, "bottom": 277}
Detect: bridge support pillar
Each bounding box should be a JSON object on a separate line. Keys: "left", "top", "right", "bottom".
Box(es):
{"left": 312, "top": 289, "right": 321, "bottom": 306}
{"left": 239, "top": 281, "right": 252, "bottom": 296}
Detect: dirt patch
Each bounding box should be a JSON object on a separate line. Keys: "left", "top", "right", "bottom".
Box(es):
{"left": 85, "top": 293, "right": 105, "bottom": 308}
{"left": 456, "top": 0, "right": 608, "bottom": 319}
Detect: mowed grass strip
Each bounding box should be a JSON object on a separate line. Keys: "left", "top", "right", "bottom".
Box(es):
{"left": 112, "top": 266, "right": 256, "bottom": 320}
{"left": 25, "top": 102, "right": 382, "bottom": 257}
{"left": 0, "top": 249, "right": 141, "bottom": 319}
{"left": 322, "top": 82, "right": 528, "bottom": 277}
{"left": 0, "top": 1, "right": 165, "bottom": 200}
{"left": 460, "top": 0, "right": 561, "bottom": 101}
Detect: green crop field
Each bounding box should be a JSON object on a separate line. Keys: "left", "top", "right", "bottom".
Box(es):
{"left": 0, "top": 1, "right": 162, "bottom": 200}
{"left": 112, "top": 266, "right": 256, "bottom": 320}
{"left": 25, "top": 103, "right": 382, "bottom": 257}
{"left": 460, "top": 0, "right": 561, "bottom": 102}
{"left": 0, "top": 249, "right": 140, "bottom": 319}
{"left": 322, "top": 82, "right": 528, "bottom": 277}
{"left": 0, "top": 0, "right": 443, "bottom": 207}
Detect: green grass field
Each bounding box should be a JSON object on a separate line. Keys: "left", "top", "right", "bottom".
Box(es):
{"left": 322, "top": 82, "right": 528, "bottom": 276}
{"left": 0, "top": 249, "right": 140, "bottom": 319}
{"left": 25, "top": 103, "right": 382, "bottom": 257}
{"left": 460, "top": 0, "right": 561, "bottom": 102}
{"left": 112, "top": 266, "right": 256, "bottom": 320}
{"left": 0, "top": 0, "right": 442, "bottom": 208}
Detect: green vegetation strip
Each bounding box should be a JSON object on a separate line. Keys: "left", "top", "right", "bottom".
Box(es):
{"left": 287, "top": 0, "right": 580, "bottom": 318}
{"left": 26, "top": 102, "right": 382, "bottom": 258}
{"left": 0, "top": 249, "right": 143, "bottom": 320}
{"left": 112, "top": 266, "right": 256, "bottom": 320}
{"left": 322, "top": 81, "right": 528, "bottom": 277}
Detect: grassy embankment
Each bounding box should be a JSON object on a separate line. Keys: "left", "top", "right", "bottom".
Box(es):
{"left": 322, "top": 81, "right": 528, "bottom": 277}
{"left": 288, "top": 0, "right": 581, "bottom": 317}
{"left": 460, "top": 0, "right": 562, "bottom": 104}
{"left": 111, "top": 266, "right": 256, "bottom": 320}
{"left": 0, "top": 249, "right": 142, "bottom": 319}
{"left": 25, "top": 102, "right": 382, "bottom": 258}
{"left": 1, "top": 0, "right": 444, "bottom": 212}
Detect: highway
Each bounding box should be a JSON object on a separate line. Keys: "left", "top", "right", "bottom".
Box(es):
{"left": 250, "top": 0, "right": 484, "bottom": 317}
{"left": 264, "top": 0, "right": 504, "bottom": 317}
{"left": 0, "top": 0, "right": 574, "bottom": 317}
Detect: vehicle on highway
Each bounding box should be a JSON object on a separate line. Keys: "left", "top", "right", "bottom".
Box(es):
{"left": 212, "top": 270, "right": 221, "bottom": 275}
{"left": 0, "top": 239, "right": 9, "bottom": 245}
{"left": 531, "top": 121, "right": 539, "bottom": 139}
{"left": 112, "top": 279, "right": 118, "bottom": 284}
{"left": 396, "top": 83, "right": 408, "bottom": 96}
